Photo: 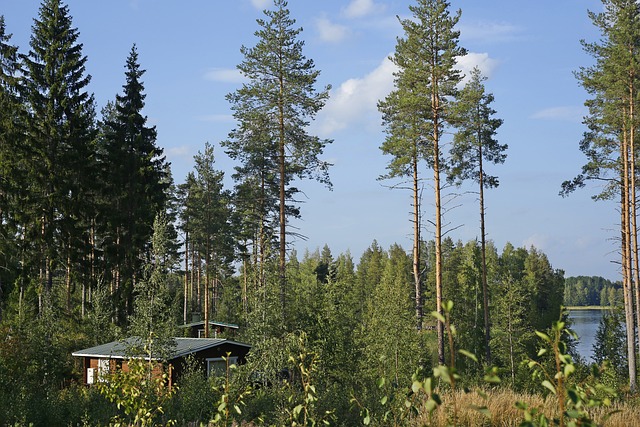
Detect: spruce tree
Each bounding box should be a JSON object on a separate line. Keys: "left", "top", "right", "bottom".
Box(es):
{"left": 379, "top": 0, "right": 465, "bottom": 363}
{"left": 21, "top": 0, "right": 96, "bottom": 308}
{"left": 226, "top": 0, "right": 332, "bottom": 325}
{"left": 0, "top": 16, "right": 22, "bottom": 315}
{"left": 98, "top": 45, "right": 169, "bottom": 319}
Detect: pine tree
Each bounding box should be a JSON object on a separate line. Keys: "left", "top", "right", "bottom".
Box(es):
{"left": 562, "top": 0, "right": 640, "bottom": 389}
{"left": 449, "top": 67, "right": 506, "bottom": 364}
{"left": 188, "top": 143, "right": 235, "bottom": 337}
{"left": 379, "top": 0, "right": 465, "bottom": 364}
{"left": 21, "top": 0, "right": 97, "bottom": 309}
{"left": 226, "top": 0, "right": 332, "bottom": 324}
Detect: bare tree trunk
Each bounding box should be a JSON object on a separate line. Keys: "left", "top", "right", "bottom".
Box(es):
{"left": 183, "top": 230, "right": 189, "bottom": 324}
{"left": 412, "top": 155, "right": 423, "bottom": 330}
{"left": 622, "top": 125, "right": 637, "bottom": 391}
{"left": 629, "top": 83, "right": 640, "bottom": 377}
{"left": 278, "top": 73, "right": 287, "bottom": 325}
{"left": 478, "top": 143, "right": 492, "bottom": 365}
{"left": 204, "top": 240, "right": 210, "bottom": 338}
{"left": 432, "top": 81, "right": 445, "bottom": 365}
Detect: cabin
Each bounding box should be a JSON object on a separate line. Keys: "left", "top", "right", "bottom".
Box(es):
{"left": 72, "top": 337, "right": 251, "bottom": 387}
{"left": 179, "top": 320, "right": 239, "bottom": 338}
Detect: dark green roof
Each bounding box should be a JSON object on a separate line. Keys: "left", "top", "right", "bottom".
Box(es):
{"left": 72, "top": 337, "right": 250, "bottom": 360}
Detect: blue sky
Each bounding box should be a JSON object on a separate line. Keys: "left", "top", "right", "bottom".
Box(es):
{"left": 2, "top": 0, "right": 619, "bottom": 280}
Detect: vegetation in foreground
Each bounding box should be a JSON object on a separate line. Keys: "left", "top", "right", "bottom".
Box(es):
{"left": 2, "top": 0, "right": 640, "bottom": 425}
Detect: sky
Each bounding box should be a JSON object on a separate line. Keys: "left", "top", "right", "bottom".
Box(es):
{"left": 1, "top": 0, "right": 620, "bottom": 280}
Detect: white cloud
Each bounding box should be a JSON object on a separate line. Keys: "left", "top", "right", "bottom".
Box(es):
{"left": 456, "top": 52, "right": 499, "bottom": 83}
{"left": 167, "top": 145, "right": 192, "bottom": 158}
{"left": 343, "top": 0, "right": 385, "bottom": 19}
{"left": 250, "top": 0, "right": 270, "bottom": 10}
{"left": 316, "top": 55, "right": 396, "bottom": 135}
{"left": 203, "top": 68, "right": 246, "bottom": 84}
{"left": 459, "top": 21, "right": 521, "bottom": 44}
{"left": 197, "top": 114, "right": 234, "bottom": 123}
{"left": 316, "top": 16, "right": 350, "bottom": 43}
{"left": 531, "top": 106, "right": 586, "bottom": 122}
{"left": 522, "top": 233, "right": 552, "bottom": 251}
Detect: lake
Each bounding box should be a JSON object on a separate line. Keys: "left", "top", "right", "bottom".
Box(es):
{"left": 568, "top": 308, "right": 606, "bottom": 362}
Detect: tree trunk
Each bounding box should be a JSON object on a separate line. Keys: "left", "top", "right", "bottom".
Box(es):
{"left": 621, "top": 126, "right": 637, "bottom": 391}
{"left": 478, "top": 142, "right": 492, "bottom": 365}
{"left": 433, "top": 119, "right": 445, "bottom": 365}
{"left": 204, "top": 240, "right": 210, "bottom": 338}
{"left": 412, "top": 155, "right": 423, "bottom": 330}
{"left": 628, "top": 81, "right": 640, "bottom": 377}
{"left": 432, "top": 78, "right": 445, "bottom": 365}
{"left": 183, "top": 229, "right": 189, "bottom": 324}
{"left": 278, "top": 72, "right": 287, "bottom": 324}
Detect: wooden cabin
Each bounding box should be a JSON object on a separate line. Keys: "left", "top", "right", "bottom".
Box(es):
{"left": 72, "top": 337, "right": 251, "bottom": 387}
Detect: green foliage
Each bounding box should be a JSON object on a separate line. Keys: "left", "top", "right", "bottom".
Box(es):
{"left": 592, "top": 309, "right": 627, "bottom": 376}
{"left": 518, "top": 313, "right": 617, "bottom": 427}
{"left": 97, "top": 354, "right": 176, "bottom": 427}
{"left": 564, "top": 276, "right": 622, "bottom": 307}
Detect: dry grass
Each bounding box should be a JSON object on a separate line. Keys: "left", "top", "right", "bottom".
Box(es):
{"left": 412, "top": 388, "right": 640, "bottom": 427}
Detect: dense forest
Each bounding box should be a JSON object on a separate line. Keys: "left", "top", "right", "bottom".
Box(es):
{"left": 564, "top": 276, "right": 623, "bottom": 307}
{"left": 0, "top": 0, "right": 639, "bottom": 426}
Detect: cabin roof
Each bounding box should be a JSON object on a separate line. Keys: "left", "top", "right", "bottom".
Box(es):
{"left": 72, "top": 337, "right": 251, "bottom": 360}
{"left": 179, "top": 320, "right": 239, "bottom": 329}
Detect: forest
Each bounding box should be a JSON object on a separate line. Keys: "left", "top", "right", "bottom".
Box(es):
{"left": 1, "top": 0, "right": 640, "bottom": 426}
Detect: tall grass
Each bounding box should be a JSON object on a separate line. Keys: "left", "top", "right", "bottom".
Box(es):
{"left": 413, "top": 389, "right": 640, "bottom": 427}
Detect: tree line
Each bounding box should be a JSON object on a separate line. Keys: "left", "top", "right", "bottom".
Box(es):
{"left": 0, "top": 0, "right": 636, "bottom": 424}
{"left": 564, "top": 276, "right": 623, "bottom": 307}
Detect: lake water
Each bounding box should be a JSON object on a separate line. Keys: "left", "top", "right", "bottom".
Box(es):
{"left": 568, "top": 309, "right": 605, "bottom": 362}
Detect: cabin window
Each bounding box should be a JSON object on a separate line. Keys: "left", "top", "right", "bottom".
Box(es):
{"left": 207, "top": 357, "right": 237, "bottom": 377}
{"left": 97, "top": 358, "right": 110, "bottom": 381}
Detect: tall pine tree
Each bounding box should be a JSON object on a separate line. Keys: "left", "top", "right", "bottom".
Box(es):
{"left": 225, "top": 0, "right": 332, "bottom": 325}
{"left": 379, "top": 0, "right": 465, "bottom": 363}
{"left": 449, "top": 67, "right": 506, "bottom": 365}
{"left": 562, "top": 0, "right": 640, "bottom": 390}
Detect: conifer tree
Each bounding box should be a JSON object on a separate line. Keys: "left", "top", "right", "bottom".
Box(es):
{"left": 449, "top": 67, "right": 506, "bottom": 364}
{"left": 379, "top": 0, "right": 465, "bottom": 363}
{"left": 128, "top": 213, "right": 177, "bottom": 361}
{"left": 188, "top": 143, "right": 235, "bottom": 337}
{"left": 563, "top": 0, "right": 640, "bottom": 389}
{"left": 98, "top": 45, "right": 169, "bottom": 319}
{"left": 21, "top": 0, "right": 96, "bottom": 308}
{"left": 226, "top": 0, "right": 332, "bottom": 324}
{"left": 0, "top": 16, "right": 22, "bottom": 315}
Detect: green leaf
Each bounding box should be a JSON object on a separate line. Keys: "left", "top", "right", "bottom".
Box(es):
{"left": 535, "top": 331, "right": 551, "bottom": 342}
{"left": 541, "top": 380, "right": 556, "bottom": 395}
{"left": 380, "top": 396, "right": 388, "bottom": 405}
{"left": 459, "top": 349, "right": 478, "bottom": 363}
{"left": 431, "top": 311, "right": 446, "bottom": 323}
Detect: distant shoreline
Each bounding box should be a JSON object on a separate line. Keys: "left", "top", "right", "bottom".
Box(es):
{"left": 565, "top": 305, "right": 615, "bottom": 310}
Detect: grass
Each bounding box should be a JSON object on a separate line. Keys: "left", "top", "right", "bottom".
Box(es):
{"left": 412, "top": 388, "right": 640, "bottom": 427}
